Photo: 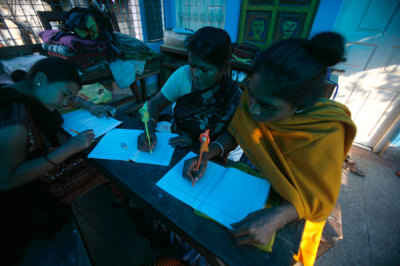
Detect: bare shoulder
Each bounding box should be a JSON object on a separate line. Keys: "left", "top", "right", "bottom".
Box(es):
{"left": 0, "top": 124, "right": 29, "bottom": 188}
{"left": 0, "top": 124, "right": 28, "bottom": 147}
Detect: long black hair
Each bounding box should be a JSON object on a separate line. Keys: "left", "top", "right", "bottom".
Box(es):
{"left": 11, "top": 57, "right": 81, "bottom": 87}
{"left": 253, "top": 32, "right": 345, "bottom": 108}
{"left": 6, "top": 57, "right": 82, "bottom": 146}
{"left": 27, "top": 57, "right": 82, "bottom": 87}
{"left": 186, "top": 26, "right": 232, "bottom": 68}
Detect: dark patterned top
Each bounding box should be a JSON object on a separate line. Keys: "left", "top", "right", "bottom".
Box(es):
{"left": 0, "top": 100, "right": 106, "bottom": 204}
{"left": 0, "top": 101, "right": 48, "bottom": 158}
{"left": 173, "top": 76, "right": 242, "bottom": 143}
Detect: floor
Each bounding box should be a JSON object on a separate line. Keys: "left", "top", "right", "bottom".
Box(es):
{"left": 18, "top": 145, "right": 400, "bottom": 265}
{"left": 316, "top": 145, "right": 400, "bottom": 266}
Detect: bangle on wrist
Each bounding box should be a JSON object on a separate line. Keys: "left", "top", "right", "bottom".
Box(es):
{"left": 43, "top": 153, "right": 58, "bottom": 167}
{"left": 211, "top": 141, "right": 224, "bottom": 157}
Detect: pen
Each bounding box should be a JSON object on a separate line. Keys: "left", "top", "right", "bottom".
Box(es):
{"left": 196, "top": 129, "right": 210, "bottom": 171}
{"left": 69, "top": 128, "right": 80, "bottom": 134}
{"left": 139, "top": 102, "right": 153, "bottom": 154}
{"left": 144, "top": 121, "right": 153, "bottom": 154}
{"left": 193, "top": 129, "right": 210, "bottom": 186}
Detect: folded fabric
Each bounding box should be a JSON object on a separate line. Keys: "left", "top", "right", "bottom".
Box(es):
{"left": 42, "top": 43, "right": 74, "bottom": 56}
{"left": 47, "top": 50, "right": 110, "bottom": 70}
{"left": 114, "top": 32, "right": 148, "bottom": 53}
{"left": 39, "top": 30, "right": 107, "bottom": 52}
{"left": 114, "top": 32, "right": 158, "bottom": 60}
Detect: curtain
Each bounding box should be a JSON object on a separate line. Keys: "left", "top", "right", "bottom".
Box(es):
{"left": 175, "top": 0, "right": 226, "bottom": 31}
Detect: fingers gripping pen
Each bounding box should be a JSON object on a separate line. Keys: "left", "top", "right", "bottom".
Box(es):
{"left": 194, "top": 129, "right": 210, "bottom": 186}
{"left": 139, "top": 101, "right": 153, "bottom": 154}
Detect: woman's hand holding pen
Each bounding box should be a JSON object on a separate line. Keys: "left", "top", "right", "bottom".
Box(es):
{"left": 182, "top": 139, "right": 224, "bottom": 185}
{"left": 182, "top": 156, "right": 208, "bottom": 185}
{"left": 64, "top": 129, "right": 95, "bottom": 154}
{"left": 137, "top": 131, "right": 157, "bottom": 152}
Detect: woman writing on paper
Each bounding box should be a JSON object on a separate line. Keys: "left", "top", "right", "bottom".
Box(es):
{"left": 0, "top": 57, "right": 124, "bottom": 262}
{"left": 183, "top": 32, "right": 357, "bottom": 265}
{"left": 137, "top": 27, "right": 241, "bottom": 152}
{"left": 0, "top": 57, "right": 123, "bottom": 263}
{"left": 0, "top": 57, "right": 117, "bottom": 198}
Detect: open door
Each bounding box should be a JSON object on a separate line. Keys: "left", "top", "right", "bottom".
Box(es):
{"left": 333, "top": 0, "right": 400, "bottom": 152}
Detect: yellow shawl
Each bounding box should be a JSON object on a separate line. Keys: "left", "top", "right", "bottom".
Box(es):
{"left": 228, "top": 90, "right": 356, "bottom": 221}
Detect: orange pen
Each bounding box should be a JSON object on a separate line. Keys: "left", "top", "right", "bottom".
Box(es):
{"left": 193, "top": 129, "right": 210, "bottom": 186}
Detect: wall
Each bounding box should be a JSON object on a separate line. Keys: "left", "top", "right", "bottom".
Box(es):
{"left": 308, "top": 0, "right": 344, "bottom": 38}
{"left": 224, "top": 0, "right": 242, "bottom": 42}
{"left": 144, "top": 0, "right": 345, "bottom": 93}
{"left": 163, "top": 0, "right": 345, "bottom": 45}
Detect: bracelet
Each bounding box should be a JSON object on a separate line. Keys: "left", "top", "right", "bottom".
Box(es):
{"left": 43, "top": 153, "right": 58, "bottom": 167}
{"left": 211, "top": 141, "right": 224, "bottom": 157}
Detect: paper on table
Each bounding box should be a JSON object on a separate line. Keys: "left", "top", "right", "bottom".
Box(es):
{"left": 88, "top": 128, "right": 178, "bottom": 166}
{"left": 62, "top": 109, "right": 122, "bottom": 138}
{"left": 156, "top": 152, "right": 270, "bottom": 229}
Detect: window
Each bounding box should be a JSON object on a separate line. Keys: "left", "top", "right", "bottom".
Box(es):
{"left": 0, "top": 0, "right": 165, "bottom": 47}
{"left": 143, "top": 0, "right": 164, "bottom": 42}
{"left": 175, "top": 0, "right": 226, "bottom": 31}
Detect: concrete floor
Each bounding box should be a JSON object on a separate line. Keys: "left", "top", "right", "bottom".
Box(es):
{"left": 19, "top": 145, "right": 400, "bottom": 265}
{"left": 316, "top": 146, "right": 400, "bottom": 265}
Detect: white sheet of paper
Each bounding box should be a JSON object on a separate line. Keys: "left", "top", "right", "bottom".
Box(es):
{"left": 156, "top": 152, "right": 271, "bottom": 228}
{"left": 195, "top": 167, "right": 271, "bottom": 229}
{"left": 88, "top": 128, "right": 178, "bottom": 166}
{"left": 87, "top": 128, "right": 138, "bottom": 161}
{"left": 157, "top": 153, "right": 225, "bottom": 208}
{"left": 62, "top": 109, "right": 122, "bottom": 138}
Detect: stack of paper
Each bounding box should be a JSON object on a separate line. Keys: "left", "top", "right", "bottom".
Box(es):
{"left": 88, "top": 128, "right": 178, "bottom": 166}
{"left": 61, "top": 109, "right": 122, "bottom": 138}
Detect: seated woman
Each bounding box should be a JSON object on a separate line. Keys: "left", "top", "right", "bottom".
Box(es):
{"left": 0, "top": 57, "right": 117, "bottom": 200}
{"left": 0, "top": 57, "right": 121, "bottom": 263}
{"left": 183, "top": 32, "right": 357, "bottom": 265}
{"left": 137, "top": 26, "right": 241, "bottom": 151}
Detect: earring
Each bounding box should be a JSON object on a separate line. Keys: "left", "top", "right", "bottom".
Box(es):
{"left": 37, "top": 82, "right": 41, "bottom": 86}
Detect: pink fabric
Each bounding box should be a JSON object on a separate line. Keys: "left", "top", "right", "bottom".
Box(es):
{"left": 39, "top": 30, "right": 106, "bottom": 52}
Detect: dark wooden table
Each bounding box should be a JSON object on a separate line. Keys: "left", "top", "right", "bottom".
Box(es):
{"left": 88, "top": 113, "right": 304, "bottom": 266}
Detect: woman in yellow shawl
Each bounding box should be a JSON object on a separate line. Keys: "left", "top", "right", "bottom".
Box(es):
{"left": 182, "top": 32, "right": 357, "bottom": 265}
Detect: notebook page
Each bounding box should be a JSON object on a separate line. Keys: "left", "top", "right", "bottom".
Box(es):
{"left": 62, "top": 109, "right": 122, "bottom": 138}
{"left": 196, "top": 167, "right": 270, "bottom": 229}
{"left": 156, "top": 152, "right": 226, "bottom": 209}
{"left": 87, "top": 129, "right": 139, "bottom": 161}
{"left": 130, "top": 132, "right": 178, "bottom": 166}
